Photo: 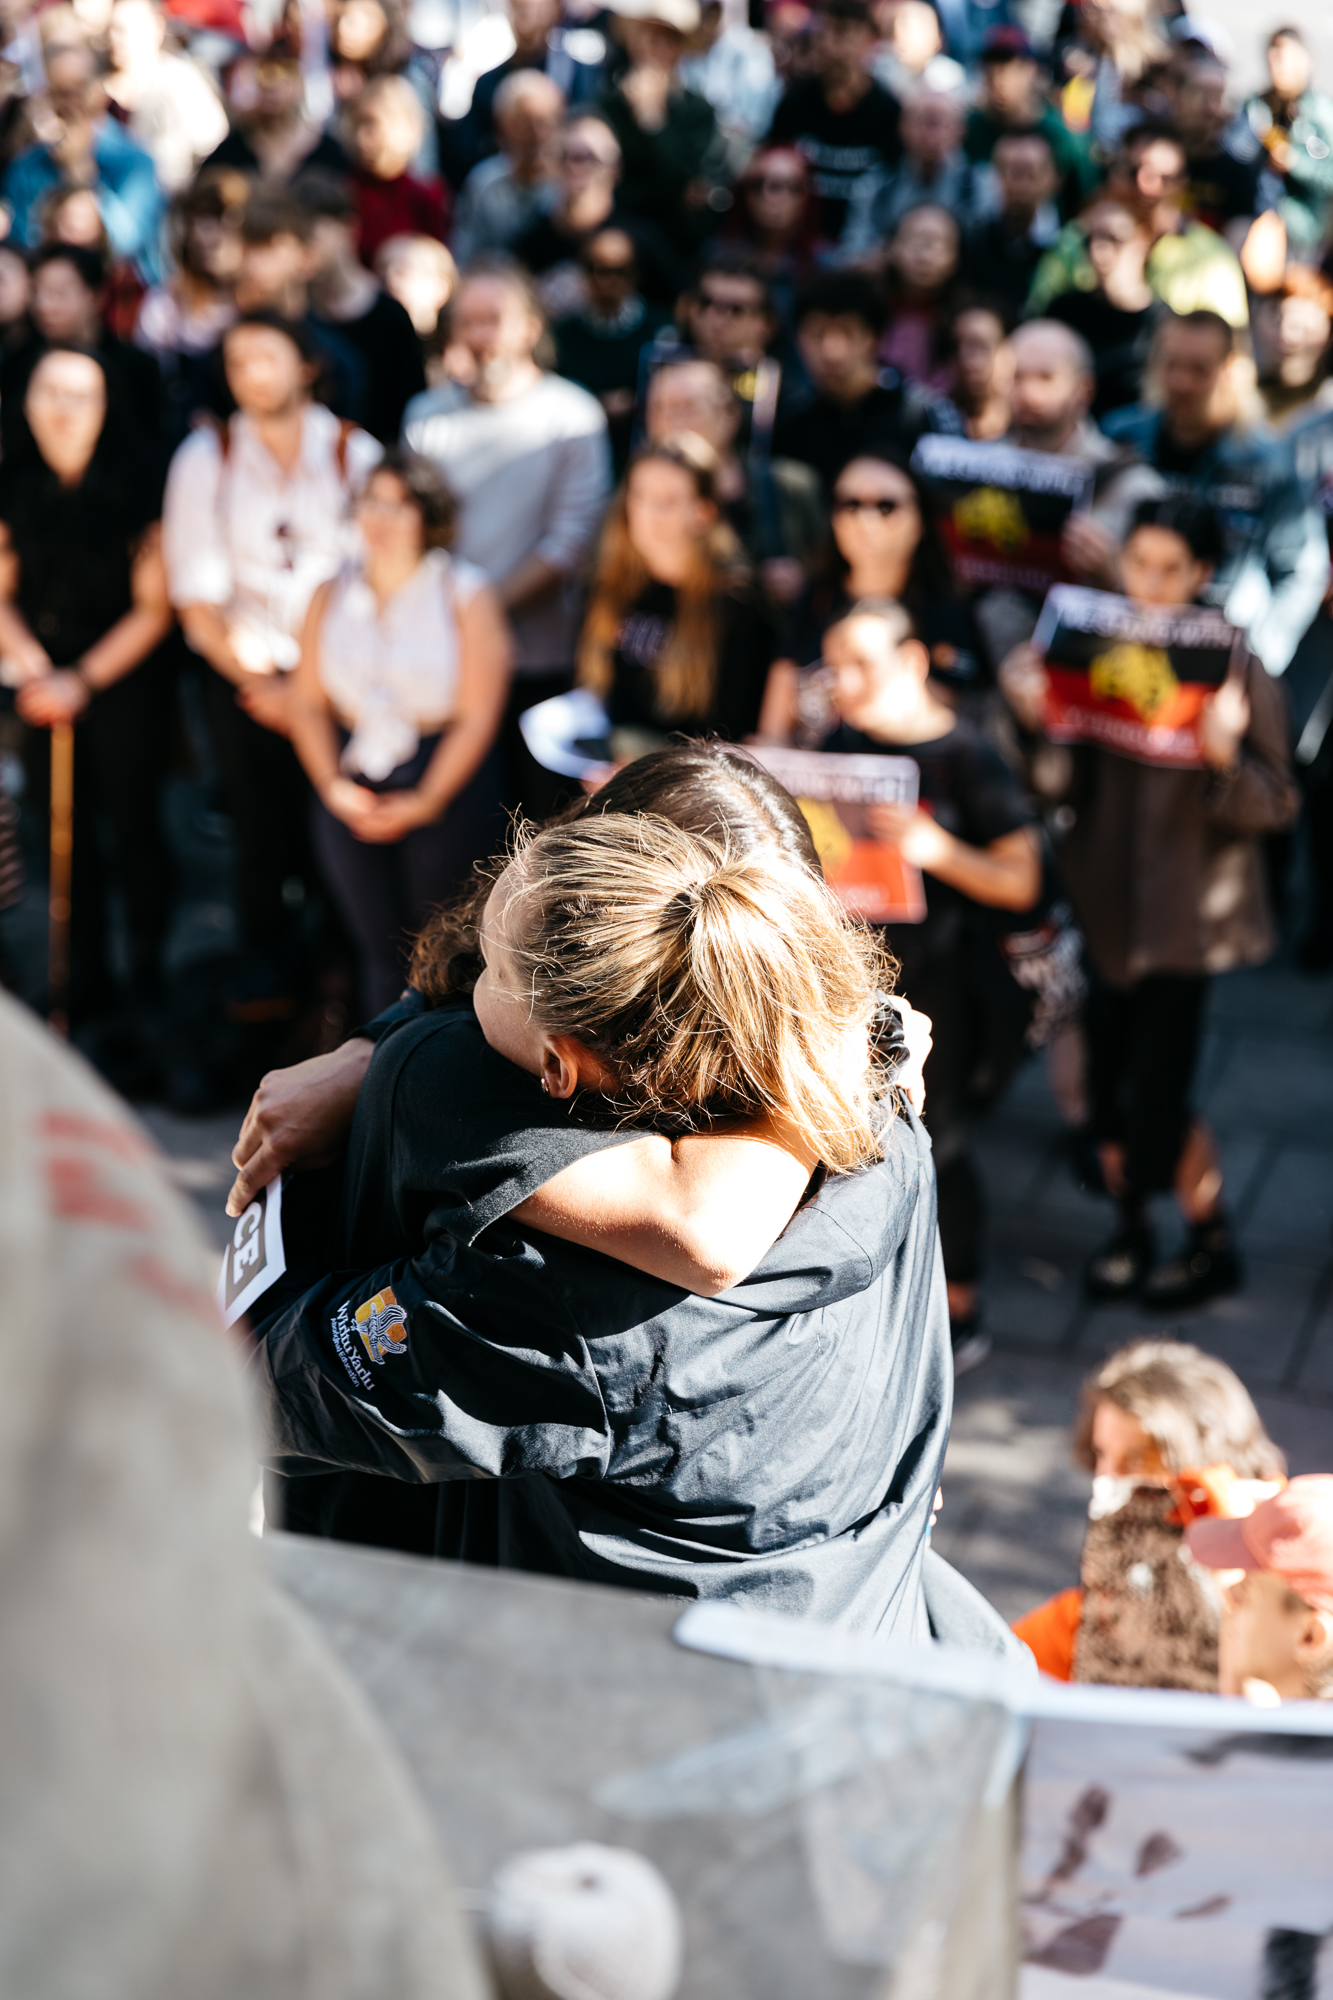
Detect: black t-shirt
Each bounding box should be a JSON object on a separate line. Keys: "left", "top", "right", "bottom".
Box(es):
{"left": 319, "top": 289, "right": 426, "bottom": 445}
{"left": 1046, "top": 290, "right": 1159, "bottom": 419}
{"left": 512, "top": 205, "right": 685, "bottom": 308}
{"left": 773, "top": 379, "right": 911, "bottom": 497}
{"left": 766, "top": 78, "right": 901, "bottom": 237}
{"left": 1151, "top": 426, "right": 1212, "bottom": 479}
{"left": 820, "top": 715, "right": 1034, "bottom": 978}
{"left": 959, "top": 216, "right": 1050, "bottom": 312}
{"left": 1185, "top": 145, "right": 1262, "bottom": 233}
{"left": 0, "top": 452, "right": 161, "bottom": 665}
{"left": 602, "top": 578, "right": 778, "bottom": 741}
{"left": 255, "top": 1000, "right": 951, "bottom": 1634}
{"left": 785, "top": 578, "right": 991, "bottom": 694}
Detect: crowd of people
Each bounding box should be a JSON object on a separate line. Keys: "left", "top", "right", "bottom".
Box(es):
{"left": 0, "top": 0, "right": 1324, "bottom": 1692}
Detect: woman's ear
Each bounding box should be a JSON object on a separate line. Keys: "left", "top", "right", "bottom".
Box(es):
{"left": 542, "top": 1036, "right": 618, "bottom": 1099}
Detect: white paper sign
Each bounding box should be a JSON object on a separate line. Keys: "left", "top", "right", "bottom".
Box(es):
{"left": 217, "top": 1176, "right": 286, "bottom": 1328}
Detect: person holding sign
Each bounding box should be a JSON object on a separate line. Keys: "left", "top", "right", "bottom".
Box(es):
{"left": 1001, "top": 497, "right": 1298, "bottom": 1309}
{"left": 819, "top": 599, "right": 1042, "bottom": 1370}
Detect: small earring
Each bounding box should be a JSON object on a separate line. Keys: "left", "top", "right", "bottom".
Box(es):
{"left": 540, "top": 1075, "right": 550, "bottom": 1095}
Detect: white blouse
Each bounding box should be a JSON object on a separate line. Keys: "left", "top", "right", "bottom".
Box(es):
{"left": 318, "top": 550, "right": 486, "bottom": 781}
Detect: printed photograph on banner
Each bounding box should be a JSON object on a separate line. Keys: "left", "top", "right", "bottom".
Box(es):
{"left": 910, "top": 435, "right": 1096, "bottom": 596}
{"left": 1033, "top": 587, "right": 1240, "bottom": 770}
{"left": 745, "top": 746, "right": 927, "bottom": 923}
{"left": 217, "top": 1175, "right": 286, "bottom": 1329}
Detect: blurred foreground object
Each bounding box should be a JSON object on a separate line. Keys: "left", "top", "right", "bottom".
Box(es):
{"left": 0, "top": 989, "right": 487, "bottom": 2000}
{"left": 488, "top": 1844, "right": 683, "bottom": 2000}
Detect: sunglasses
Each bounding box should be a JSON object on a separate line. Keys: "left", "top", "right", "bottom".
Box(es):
{"left": 833, "top": 495, "right": 909, "bottom": 517}
{"left": 698, "top": 293, "right": 763, "bottom": 316}
{"left": 586, "top": 260, "right": 635, "bottom": 277}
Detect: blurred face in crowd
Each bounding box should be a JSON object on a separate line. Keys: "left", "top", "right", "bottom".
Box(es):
{"left": 1273, "top": 284, "right": 1333, "bottom": 383}
{"left": 1158, "top": 319, "right": 1231, "bottom": 433}
{"left": 689, "top": 271, "right": 774, "bottom": 369}
{"left": 797, "top": 307, "right": 879, "bottom": 401}
{"left": 742, "top": 148, "right": 808, "bottom": 241}
{"left": 244, "top": 57, "right": 305, "bottom": 126}
{"left": 899, "top": 91, "right": 963, "bottom": 172}
{"left": 981, "top": 50, "right": 1039, "bottom": 122}
{"left": 352, "top": 85, "right": 423, "bottom": 179}
{"left": 1120, "top": 136, "right": 1188, "bottom": 226}
{"left": 831, "top": 456, "right": 922, "bottom": 575}
{"left": 357, "top": 467, "right": 426, "bottom": 567}
{"left": 43, "top": 45, "right": 99, "bottom": 132}
{"left": 812, "top": 7, "right": 874, "bottom": 91}
{"left": 48, "top": 188, "right": 103, "bottom": 248}
{"left": 0, "top": 246, "right": 30, "bottom": 328}
{"left": 620, "top": 19, "right": 685, "bottom": 72}
{"left": 1217, "top": 1569, "right": 1333, "bottom": 1701}
{"left": 625, "top": 456, "right": 716, "bottom": 585}
{"left": 223, "top": 322, "right": 312, "bottom": 418}
{"left": 495, "top": 75, "right": 564, "bottom": 172}
{"left": 108, "top": 0, "right": 164, "bottom": 72}
{"left": 1008, "top": 324, "right": 1092, "bottom": 449}
{"left": 334, "top": 0, "right": 389, "bottom": 64}
{"left": 951, "top": 306, "right": 1011, "bottom": 409}
{"left": 451, "top": 274, "right": 542, "bottom": 396}
{"left": 377, "top": 232, "right": 455, "bottom": 336}
{"left": 25, "top": 348, "right": 106, "bottom": 483}
{"left": 581, "top": 228, "right": 637, "bottom": 317}
{"left": 510, "top": 0, "right": 560, "bottom": 58}
{"left": 887, "top": 204, "right": 958, "bottom": 296}
{"left": 32, "top": 256, "right": 100, "bottom": 344}
{"left": 1268, "top": 30, "right": 1311, "bottom": 103}
{"left": 235, "top": 229, "right": 309, "bottom": 312}
{"left": 1120, "top": 525, "right": 1211, "bottom": 608}
{"left": 184, "top": 204, "right": 242, "bottom": 283}
{"left": 892, "top": 2, "right": 942, "bottom": 75}
{"left": 558, "top": 117, "right": 620, "bottom": 205}
{"left": 646, "top": 359, "right": 739, "bottom": 455}
{"left": 824, "top": 612, "right": 929, "bottom": 734}
{"left": 1174, "top": 60, "right": 1228, "bottom": 150}
{"left": 1084, "top": 199, "right": 1149, "bottom": 292}
{"left": 993, "top": 132, "right": 1058, "bottom": 221}
{"left": 1088, "top": 1400, "right": 1167, "bottom": 1481}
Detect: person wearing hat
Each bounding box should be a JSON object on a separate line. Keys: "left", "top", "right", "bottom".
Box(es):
{"left": 595, "top": 0, "right": 725, "bottom": 257}
{"left": 962, "top": 26, "right": 1096, "bottom": 222}
{"left": 1187, "top": 1478, "right": 1333, "bottom": 1704}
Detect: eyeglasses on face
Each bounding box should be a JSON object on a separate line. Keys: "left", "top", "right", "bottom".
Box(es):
{"left": 562, "top": 146, "right": 610, "bottom": 167}
{"left": 832, "top": 494, "right": 909, "bottom": 517}
{"left": 753, "top": 175, "right": 804, "bottom": 195}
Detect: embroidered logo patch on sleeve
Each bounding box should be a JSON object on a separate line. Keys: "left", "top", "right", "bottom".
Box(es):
{"left": 355, "top": 1286, "right": 409, "bottom": 1364}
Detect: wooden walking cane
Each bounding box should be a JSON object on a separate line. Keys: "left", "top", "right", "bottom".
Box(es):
{"left": 48, "top": 720, "right": 74, "bottom": 1038}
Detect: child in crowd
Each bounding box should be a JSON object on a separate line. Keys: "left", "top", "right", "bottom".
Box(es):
{"left": 1187, "top": 1477, "right": 1333, "bottom": 1704}
{"left": 1015, "top": 1340, "right": 1287, "bottom": 1688}
{"left": 819, "top": 598, "right": 1042, "bottom": 1366}
{"left": 1001, "top": 497, "right": 1299, "bottom": 1308}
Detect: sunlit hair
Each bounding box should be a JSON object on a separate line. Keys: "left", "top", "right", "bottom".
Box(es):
{"left": 577, "top": 436, "right": 744, "bottom": 723}
{"left": 1072, "top": 1340, "right": 1286, "bottom": 1479}
{"left": 480, "top": 813, "right": 891, "bottom": 1168}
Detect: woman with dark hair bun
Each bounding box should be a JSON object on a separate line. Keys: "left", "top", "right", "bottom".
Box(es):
{"left": 0, "top": 343, "right": 175, "bottom": 1023}
{"left": 286, "top": 446, "right": 511, "bottom": 1012}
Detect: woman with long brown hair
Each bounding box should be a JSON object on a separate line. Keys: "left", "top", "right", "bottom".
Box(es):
{"left": 577, "top": 435, "right": 780, "bottom": 746}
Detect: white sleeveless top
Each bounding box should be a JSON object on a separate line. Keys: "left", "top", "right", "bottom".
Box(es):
{"left": 318, "top": 550, "right": 486, "bottom": 782}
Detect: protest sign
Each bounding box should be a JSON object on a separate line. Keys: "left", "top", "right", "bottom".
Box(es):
{"left": 217, "top": 1174, "right": 285, "bottom": 1328}
{"left": 745, "top": 746, "right": 926, "bottom": 923}
{"left": 911, "top": 435, "right": 1095, "bottom": 595}
{"left": 1033, "top": 586, "right": 1240, "bottom": 769}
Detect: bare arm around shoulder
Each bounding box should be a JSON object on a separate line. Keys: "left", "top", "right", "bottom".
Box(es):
{"left": 512, "top": 1119, "right": 819, "bottom": 1296}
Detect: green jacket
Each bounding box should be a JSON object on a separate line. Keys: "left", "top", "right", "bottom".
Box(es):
{"left": 1242, "top": 87, "right": 1333, "bottom": 254}
{"left": 964, "top": 102, "right": 1097, "bottom": 218}
{"left": 1027, "top": 218, "right": 1249, "bottom": 327}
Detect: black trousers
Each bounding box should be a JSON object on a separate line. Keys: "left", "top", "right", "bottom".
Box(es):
{"left": 200, "top": 667, "right": 315, "bottom": 950}
{"left": 900, "top": 953, "right": 985, "bottom": 1288}
{"left": 1087, "top": 972, "right": 1208, "bottom": 1202}
{"left": 25, "top": 645, "right": 177, "bottom": 1013}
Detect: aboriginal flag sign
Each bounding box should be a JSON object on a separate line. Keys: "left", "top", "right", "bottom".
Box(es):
{"left": 1033, "top": 585, "right": 1240, "bottom": 769}
{"left": 745, "top": 746, "right": 926, "bottom": 924}
{"left": 910, "top": 435, "right": 1095, "bottom": 595}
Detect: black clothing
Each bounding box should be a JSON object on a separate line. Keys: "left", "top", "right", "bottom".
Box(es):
{"left": 201, "top": 126, "right": 351, "bottom": 178}
{"left": 315, "top": 289, "right": 425, "bottom": 444}
{"left": 0, "top": 331, "right": 163, "bottom": 458}
{"left": 773, "top": 377, "right": 911, "bottom": 496}
{"left": 766, "top": 78, "right": 901, "bottom": 239}
{"left": 513, "top": 205, "right": 685, "bottom": 309}
{"left": 1087, "top": 972, "right": 1208, "bottom": 1200}
{"left": 1046, "top": 289, "right": 1159, "bottom": 419}
{"left": 1184, "top": 145, "right": 1263, "bottom": 234}
{"left": 820, "top": 716, "right": 1036, "bottom": 1284}
{"left": 441, "top": 42, "right": 605, "bottom": 185}
{"left": 602, "top": 578, "right": 779, "bottom": 742}
{"left": 200, "top": 669, "right": 316, "bottom": 950}
{"left": 257, "top": 1002, "right": 951, "bottom": 1636}
{"left": 960, "top": 215, "right": 1052, "bottom": 312}
{"left": 552, "top": 296, "right": 671, "bottom": 472}
{"left": 0, "top": 452, "right": 160, "bottom": 663}
{"left": 785, "top": 578, "right": 992, "bottom": 694}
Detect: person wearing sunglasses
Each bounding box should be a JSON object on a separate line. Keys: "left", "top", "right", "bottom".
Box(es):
{"left": 725, "top": 146, "right": 825, "bottom": 329}
{"left": 512, "top": 113, "right": 683, "bottom": 310}
{"left": 552, "top": 227, "right": 671, "bottom": 470}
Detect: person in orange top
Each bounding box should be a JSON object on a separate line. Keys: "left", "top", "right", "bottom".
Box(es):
{"left": 1014, "top": 1340, "right": 1286, "bottom": 1687}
